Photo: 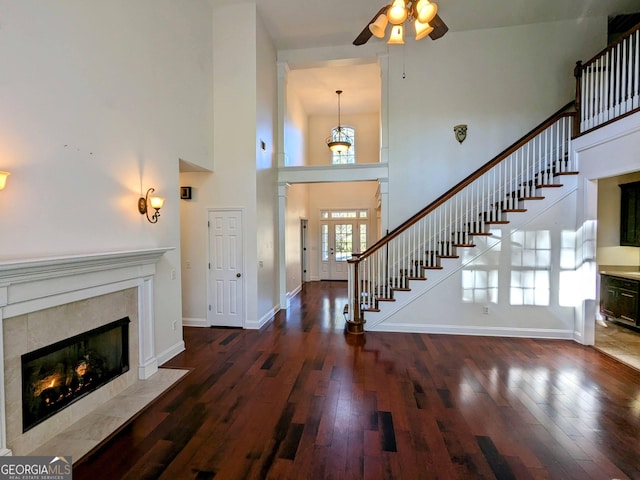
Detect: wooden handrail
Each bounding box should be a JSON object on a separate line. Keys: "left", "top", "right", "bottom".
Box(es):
{"left": 354, "top": 102, "right": 576, "bottom": 264}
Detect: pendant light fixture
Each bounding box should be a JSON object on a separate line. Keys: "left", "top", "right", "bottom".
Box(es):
{"left": 327, "top": 90, "right": 351, "bottom": 153}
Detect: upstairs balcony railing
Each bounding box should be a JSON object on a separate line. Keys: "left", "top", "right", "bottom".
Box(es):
{"left": 575, "top": 23, "right": 640, "bottom": 134}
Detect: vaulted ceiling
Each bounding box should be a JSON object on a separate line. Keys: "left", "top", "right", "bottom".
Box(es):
{"left": 255, "top": 0, "right": 639, "bottom": 117}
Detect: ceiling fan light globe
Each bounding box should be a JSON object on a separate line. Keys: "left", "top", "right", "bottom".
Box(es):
{"left": 416, "top": 0, "right": 437, "bottom": 24}
{"left": 387, "top": 24, "right": 405, "bottom": 44}
{"left": 387, "top": 0, "right": 408, "bottom": 25}
{"left": 415, "top": 19, "right": 434, "bottom": 40}
{"left": 369, "top": 14, "right": 388, "bottom": 38}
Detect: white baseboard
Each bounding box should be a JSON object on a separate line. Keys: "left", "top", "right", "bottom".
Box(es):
{"left": 288, "top": 284, "right": 302, "bottom": 300}
{"left": 245, "top": 305, "right": 280, "bottom": 329}
{"left": 183, "top": 317, "right": 208, "bottom": 327}
{"left": 156, "top": 340, "right": 186, "bottom": 366}
{"left": 368, "top": 323, "right": 574, "bottom": 340}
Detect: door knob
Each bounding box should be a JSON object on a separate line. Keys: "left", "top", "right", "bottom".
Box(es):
{"left": 236, "top": 273, "right": 242, "bottom": 278}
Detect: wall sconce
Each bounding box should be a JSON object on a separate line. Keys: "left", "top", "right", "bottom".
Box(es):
{"left": 138, "top": 188, "right": 165, "bottom": 223}
{"left": 0, "top": 171, "right": 10, "bottom": 190}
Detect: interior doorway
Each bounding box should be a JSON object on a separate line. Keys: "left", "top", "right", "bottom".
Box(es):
{"left": 207, "top": 209, "right": 244, "bottom": 327}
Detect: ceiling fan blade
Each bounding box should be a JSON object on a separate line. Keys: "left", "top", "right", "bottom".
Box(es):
{"left": 428, "top": 13, "right": 449, "bottom": 40}
{"left": 353, "top": 6, "right": 389, "bottom": 46}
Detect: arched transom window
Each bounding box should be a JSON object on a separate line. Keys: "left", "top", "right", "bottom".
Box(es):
{"left": 331, "top": 126, "right": 355, "bottom": 164}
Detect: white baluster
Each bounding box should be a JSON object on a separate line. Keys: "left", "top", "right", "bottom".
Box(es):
{"left": 632, "top": 30, "right": 640, "bottom": 108}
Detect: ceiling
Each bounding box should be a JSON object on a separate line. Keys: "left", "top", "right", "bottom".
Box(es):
{"left": 256, "top": 0, "right": 640, "bottom": 117}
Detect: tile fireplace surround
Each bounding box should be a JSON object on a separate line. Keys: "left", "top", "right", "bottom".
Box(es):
{"left": 0, "top": 248, "right": 173, "bottom": 456}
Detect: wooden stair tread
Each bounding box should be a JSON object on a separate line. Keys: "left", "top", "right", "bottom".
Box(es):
{"left": 520, "top": 196, "right": 545, "bottom": 200}
{"left": 406, "top": 277, "right": 427, "bottom": 281}
{"left": 502, "top": 208, "right": 527, "bottom": 213}
{"left": 452, "top": 243, "right": 476, "bottom": 248}
{"left": 362, "top": 307, "right": 380, "bottom": 312}
{"left": 376, "top": 297, "right": 395, "bottom": 302}
{"left": 538, "top": 184, "right": 563, "bottom": 188}
{"left": 485, "top": 221, "right": 509, "bottom": 224}
{"left": 423, "top": 266, "right": 444, "bottom": 270}
{"left": 391, "top": 287, "right": 411, "bottom": 292}
{"left": 555, "top": 171, "right": 578, "bottom": 176}
{"left": 469, "top": 232, "right": 493, "bottom": 236}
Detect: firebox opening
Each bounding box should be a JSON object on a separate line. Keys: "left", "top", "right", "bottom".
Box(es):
{"left": 21, "top": 317, "right": 130, "bottom": 432}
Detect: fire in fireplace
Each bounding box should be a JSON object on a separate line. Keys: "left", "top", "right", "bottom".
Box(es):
{"left": 21, "top": 317, "right": 130, "bottom": 432}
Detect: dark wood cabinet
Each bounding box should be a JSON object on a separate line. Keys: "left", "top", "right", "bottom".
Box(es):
{"left": 620, "top": 181, "right": 640, "bottom": 246}
{"left": 600, "top": 274, "right": 640, "bottom": 327}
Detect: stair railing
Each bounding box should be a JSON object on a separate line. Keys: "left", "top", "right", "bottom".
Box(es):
{"left": 346, "top": 105, "right": 576, "bottom": 333}
{"left": 575, "top": 23, "right": 640, "bottom": 135}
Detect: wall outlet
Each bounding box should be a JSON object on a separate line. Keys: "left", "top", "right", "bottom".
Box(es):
{"left": 483, "top": 306, "right": 489, "bottom": 315}
{"left": 171, "top": 269, "right": 176, "bottom": 280}
{"left": 172, "top": 320, "right": 177, "bottom": 330}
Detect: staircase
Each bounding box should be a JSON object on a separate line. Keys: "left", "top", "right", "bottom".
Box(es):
{"left": 345, "top": 23, "right": 640, "bottom": 335}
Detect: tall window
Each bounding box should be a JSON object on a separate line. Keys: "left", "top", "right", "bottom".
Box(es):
{"left": 331, "top": 126, "right": 355, "bottom": 164}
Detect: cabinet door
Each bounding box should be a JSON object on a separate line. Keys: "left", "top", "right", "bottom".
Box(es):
{"left": 618, "top": 287, "right": 638, "bottom": 324}
{"left": 620, "top": 181, "right": 640, "bottom": 246}
{"left": 600, "top": 276, "right": 618, "bottom": 318}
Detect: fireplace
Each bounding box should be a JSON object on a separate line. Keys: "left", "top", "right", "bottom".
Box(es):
{"left": 21, "top": 317, "right": 130, "bottom": 432}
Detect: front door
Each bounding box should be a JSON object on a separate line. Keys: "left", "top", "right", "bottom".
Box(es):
{"left": 320, "top": 210, "right": 369, "bottom": 280}
{"left": 207, "top": 209, "right": 244, "bottom": 327}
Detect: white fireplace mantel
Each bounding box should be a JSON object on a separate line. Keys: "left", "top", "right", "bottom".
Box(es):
{"left": 0, "top": 248, "right": 171, "bottom": 314}
{"left": 0, "top": 247, "right": 173, "bottom": 456}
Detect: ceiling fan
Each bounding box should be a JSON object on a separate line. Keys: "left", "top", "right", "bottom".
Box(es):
{"left": 353, "top": 0, "right": 448, "bottom": 46}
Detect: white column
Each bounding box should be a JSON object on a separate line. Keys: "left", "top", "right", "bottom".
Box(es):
{"left": 138, "top": 276, "right": 158, "bottom": 379}
{"left": 378, "top": 178, "right": 389, "bottom": 238}
{"left": 278, "top": 182, "right": 289, "bottom": 309}
{"left": 378, "top": 53, "right": 389, "bottom": 165}
{"left": 277, "top": 61, "right": 290, "bottom": 167}
{"left": 0, "top": 285, "right": 12, "bottom": 455}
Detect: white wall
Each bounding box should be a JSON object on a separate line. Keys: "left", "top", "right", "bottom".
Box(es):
{"left": 285, "top": 184, "right": 309, "bottom": 295}
{"left": 387, "top": 18, "right": 607, "bottom": 226}
{"left": 0, "top": 0, "right": 214, "bottom": 362}
{"left": 179, "top": 171, "right": 213, "bottom": 326}
{"left": 373, "top": 191, "right": 578, "bottom": 337}
{"left": 284, "top": 86, "right": 308, "bottom": 166}
{"left": 282, "top": 83, "right": 310, "bottom": 299}
{"left": 574, "top": 110, "right": 640, "bottom": 344}
{"left": 308, "top": 113, "right": 380, "bottom": 165}
{"left": 179, "top": 1, "right": 279, "bottom": 328}
{"left": 255, "top": 12, "right": 279, "bottom": 325}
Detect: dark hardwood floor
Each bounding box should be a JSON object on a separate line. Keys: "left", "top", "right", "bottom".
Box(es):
{"left": 74, "top": 281, "right": 640, "bottom": 479}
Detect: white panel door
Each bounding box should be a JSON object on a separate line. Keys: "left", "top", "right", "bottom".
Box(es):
{"left": 208, "top": 210, "right": 244, "bottom": 327}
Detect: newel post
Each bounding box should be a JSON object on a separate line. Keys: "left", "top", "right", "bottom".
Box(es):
{"left": 345, "top": 254, "right": 365, "bottom": 335}
{"left": 573, "top": 60, "right": 583, "bottom": 137}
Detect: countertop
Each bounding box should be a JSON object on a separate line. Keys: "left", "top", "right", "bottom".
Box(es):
{"left": 599, "top": 266, "right": 640, "bottom": 281}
